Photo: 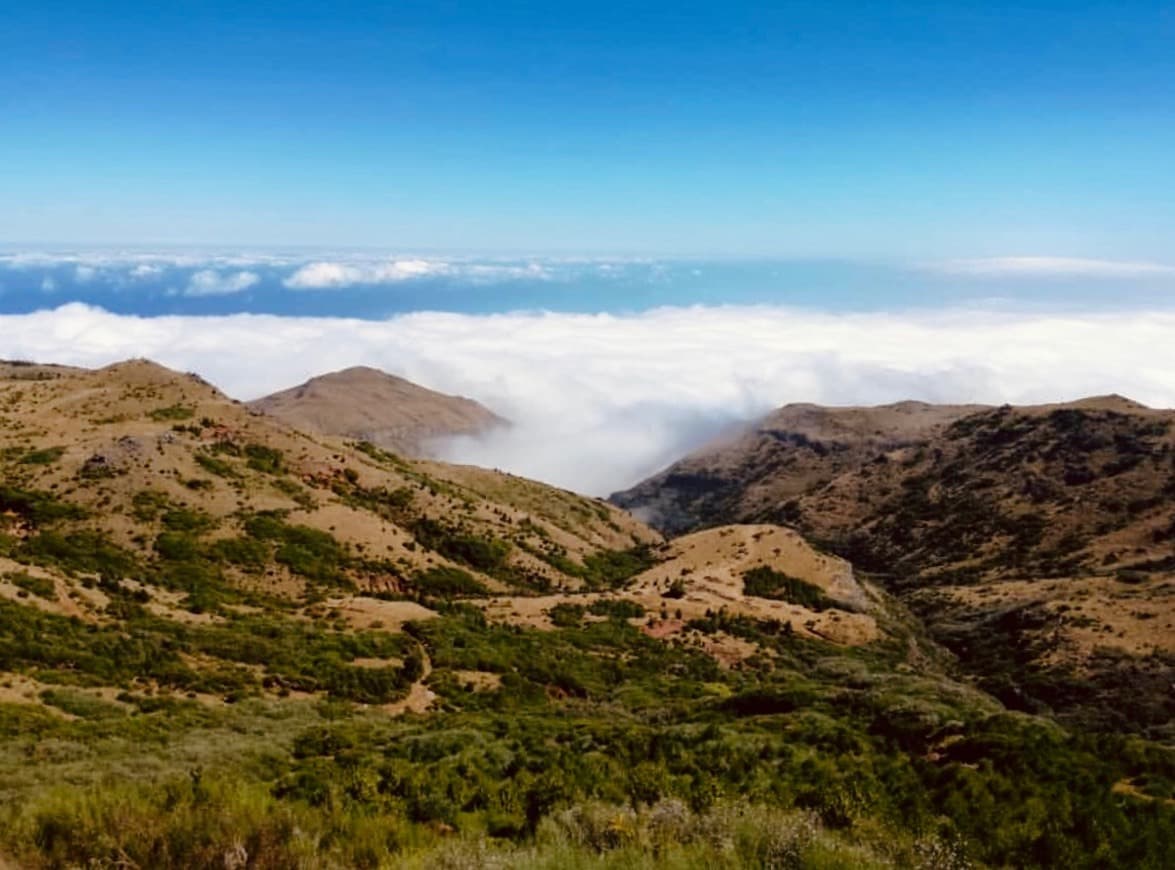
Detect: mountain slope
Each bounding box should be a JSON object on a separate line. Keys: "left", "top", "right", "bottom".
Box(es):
{"left": 248, "top": 365, "right": 506, "bottom": 457}
{"left": 614, "top": 396, "right": 1175, "bottom": 735}
{"left": 1, "top": 358, "right": 652, "bottom": 609}
{"left": 613, "top": 400, "right": 987, "bottom": 534}
{"left": 0, "top": 361, "right": 1172, "bottom": 868}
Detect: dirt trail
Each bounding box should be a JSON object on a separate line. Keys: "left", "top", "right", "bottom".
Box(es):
{"left": 382, "top": 642, "right": 435, "bottom": 716}
{"left": 1113, "top": 778, "right": 1175, "bottom": 807}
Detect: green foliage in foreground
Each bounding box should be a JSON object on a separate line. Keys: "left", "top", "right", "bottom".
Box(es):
{"left": 0, "top": 599, "right": 1171, "bottom": 868}
{"left": 0, "top": 597, "right": 417, "bottom": 704}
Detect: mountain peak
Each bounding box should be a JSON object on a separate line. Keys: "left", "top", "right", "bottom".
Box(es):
{"left": 249, "top": 365, "right": 506, "bottom": 457}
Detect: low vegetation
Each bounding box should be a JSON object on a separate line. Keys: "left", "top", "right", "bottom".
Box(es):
{"left": 1, "top": 363, "right": 1171, "bottom": 867}
{"left": 742, "top": 565, "right": 839, "bottom": 611}
{"left": 0, "top": 602, "right": 1172, "bottom": 868}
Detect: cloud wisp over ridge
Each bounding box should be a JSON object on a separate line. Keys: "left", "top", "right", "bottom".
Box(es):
{"left": 3, "top": 303, "right": 1175, "bottom": 496}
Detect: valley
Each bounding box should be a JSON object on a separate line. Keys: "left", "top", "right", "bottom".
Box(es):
{"left": 615, "top": 397, "right": 1175, "bottom": 740}
{"left": 0, "top": 360, "right": 1171, "bottom": 868}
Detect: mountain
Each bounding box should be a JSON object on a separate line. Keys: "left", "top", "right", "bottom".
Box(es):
{"left": 614, "top": 396, "right": 1175, "bottom": 735}
{"left": 613, "top": 400, "right": 988, "bottom": 534}
{"left": 1, "top": 362, "right": 1172, "bottom": 867}
{"left": 248, "top": 365, "right": 507, "bottom": 457}
{"left": 0, "top": 357, "right": 654, "bottom": 603}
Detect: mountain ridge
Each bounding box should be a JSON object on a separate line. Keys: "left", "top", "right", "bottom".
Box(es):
{"left": 0, "top": 360, "right": 1172, "bottom": 867}
{"left": 613, "top": 394, "right": 1175, "bottom": 736}
{"left": 248, "top": 364, "right": 508, "bottom": 458}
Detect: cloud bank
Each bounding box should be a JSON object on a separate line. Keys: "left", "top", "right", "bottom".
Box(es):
{"left": 3, "top": 303, "right": 1174, "bottom": 496}
{"left": 282, "top": 259, "right": 555, "bottom": 288}
{"left": 185, "top": 269, "right": 260, "bottom": 297}
{"left": 935, "top": 256, "right": 1175, "bottom": 277}
{"left": 284, "top": 259, "right": 444, "bottom": 288}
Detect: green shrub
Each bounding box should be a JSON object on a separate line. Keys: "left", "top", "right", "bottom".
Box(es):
{"left": 411, "top": 518, "right": 511, "bottom": 572}
{"left": 588, "top": 598, "right": 646, "bottom": 619}
{"left": 131, "top": 489, "right": 171, "bottom": 521}
{"left": 244, "top": 443, "right": 284, "bottom": 474}
{"left": 211, "top": 536, "right": 269, "bottom": 572}
{"left": 274, "top": 526, "right": 348, "bottom": 584}
{"left": 0, "top": 485, "right": 86, "bottom": 526}
{"left": 155, "top": 530, "right": 202, "bottom": 562}
{"left": 580, "top": 545, "right": 658, "bottom": 590}
{"left": 195, "top": 452, "right": 238, "bottom": 478}
{"left": 549, "top": 603, "right": 585, "bottom": 627}
{"left": 23, "top": 529, "right": 138, "bottom": 579}
{"left": 161, "top": 507, "right": 216, "bottom": 533}
{"left": 415, "top": 566, "right": 490, "bottom": 598}
{"left": 5, "top": 571, "right": 57, "bottom": 600}
{"left": 743, "top": 566, "right": 838, "bottom": 611}
{"left": 149, "top": 404, "right": 195, "bottom": 421}
{"left": 39, "top": 688, "right": 126, "bottom": 719}
{"left": 18, "top": 446, "right": 65, "bottom": 465}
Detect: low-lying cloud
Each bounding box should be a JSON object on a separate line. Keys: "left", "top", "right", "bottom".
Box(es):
{"left": 185, "top": 269, "right": 260, "bottom": 297}
{"left": 0, "top": 250, "right": 568, "bottom": 294}
{"left": 284, "top": 259, "right": 444, "bottom": 288}
{"left": 935, "top": 256, "right": 1175, "bottom": 277}
{"left": 2, "top": 303, "right": 1174, "bottom": 496}
{"left": 282, "top": 258, "right": 554, "bottom": 289}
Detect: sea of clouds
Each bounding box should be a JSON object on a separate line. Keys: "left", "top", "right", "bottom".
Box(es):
{"left": 3, "top": 302, "right": 1175, "bottom": 496}
{"left": 6, "top": 250, "right": 1175, "bottom": 320}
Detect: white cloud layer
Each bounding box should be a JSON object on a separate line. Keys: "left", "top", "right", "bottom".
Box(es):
{"left": 2, "top": 303, "right": 1174, "bottom": 496}
{"left": 935, "top": 256, "right": 1175, "bottom": 277}
{"left": 282, "top": 258, "right": 550, "bottom": 289}
{"left": 283, "top": 259, "right": 444, "bottom": 288}
{"left": 184, "top": 270, "right": 261, "bottom": 297}
{"left": 130, "top": 264, "right": 164, "bottom": 279}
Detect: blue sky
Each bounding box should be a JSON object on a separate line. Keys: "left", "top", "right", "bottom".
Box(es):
{"left": 3, "top": 4, "right": 1174, "bottom": 490}
{"left": 3, "top": 1, "right": 1173, "bottom": 258}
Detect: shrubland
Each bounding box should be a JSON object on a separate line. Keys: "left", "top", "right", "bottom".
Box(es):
{"left": 0, "top": 362, "right": 1172, "bottom": 868}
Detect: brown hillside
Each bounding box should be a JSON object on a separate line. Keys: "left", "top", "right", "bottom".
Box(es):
{"left": 613, "top": 396, "right": 1175, "bottom": 735}
{"left": 480, "top": 524, "right": 882, "bottom": 653}
{"left": 0, "top": 358, "right": 654, "bottom": 612}
{"left": 0, "top": 357, "right": 914, "bottom": 727}
{"left": 248, "top": 365, "right": 507, "bottom": 457}
{"left": 613, "top": 400, "right": 987, "bottom": 534}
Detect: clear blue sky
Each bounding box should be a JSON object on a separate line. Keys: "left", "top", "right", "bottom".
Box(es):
{"left": 2, "top": 1, "right": 1173, "bottom": 258}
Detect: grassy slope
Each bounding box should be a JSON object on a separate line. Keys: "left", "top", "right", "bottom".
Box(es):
{"left": 0, "top": 363, "right": 1172, "bottom": 867}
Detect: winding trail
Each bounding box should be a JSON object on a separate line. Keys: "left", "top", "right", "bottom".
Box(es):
{"left": 382, "top": 641, "right": 435, "bottom": 716}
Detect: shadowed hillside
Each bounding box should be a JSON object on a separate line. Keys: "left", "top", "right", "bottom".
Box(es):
{"left": 614, "top": 397, "right": 1175, "bottom": 737}
{"left": 612, "top": 401, "right": 987, "bottom": 535}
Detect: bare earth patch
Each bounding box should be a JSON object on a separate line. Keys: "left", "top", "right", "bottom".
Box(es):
{"left": 317, "top": 596, "right": 438, "bottom": 631}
